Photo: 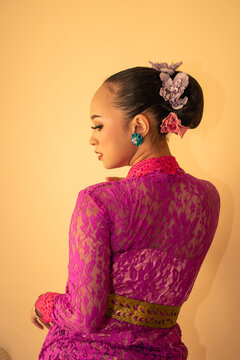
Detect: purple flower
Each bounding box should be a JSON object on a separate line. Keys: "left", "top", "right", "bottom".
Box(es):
{"left": 149, "top": 61, "right": 182, "bottom": 74}
{"left": 160, "top": 72, "right": 189, "bottom": 110}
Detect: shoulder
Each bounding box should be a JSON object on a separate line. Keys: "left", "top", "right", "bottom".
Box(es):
{"left": 79, "top": 178, "right": 135, "bottom": 198}
{"left": 182, "top": 171, "right": 220, "bottom": 205}
{"left": 78, "top": 180, "right": 119, "bottom": 199}
{"left": 77, "top": 178, "right": 137, "bottom": 214}
{"left": 76, "top": 181, "right": 122, "bottom": 219}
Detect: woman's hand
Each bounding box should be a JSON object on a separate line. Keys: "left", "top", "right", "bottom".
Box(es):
{"left": 105, "top": 177, "right": 125, "bottom": 182}
{"left": 30, "top": 306, "right": 51, "bottom": 330}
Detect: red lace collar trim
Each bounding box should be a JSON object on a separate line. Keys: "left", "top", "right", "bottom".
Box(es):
{"left": 126, "top": 156, "right": 180, "bottom": 178}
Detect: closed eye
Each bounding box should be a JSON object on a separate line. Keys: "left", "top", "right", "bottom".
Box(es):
{"left": 91, "top": 125, "right": 103, "bottom": 130}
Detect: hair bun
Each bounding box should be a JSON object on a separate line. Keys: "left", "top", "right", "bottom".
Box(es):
{"left": 174, "top": 72, "right": 204, "bottom": 129}
{"left": 104, "top": 66, "right": 203, "bottom": 135}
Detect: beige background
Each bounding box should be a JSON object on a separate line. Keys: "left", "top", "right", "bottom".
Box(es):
{"left": 1, "top": 0, "right": 239, "bottom": 359}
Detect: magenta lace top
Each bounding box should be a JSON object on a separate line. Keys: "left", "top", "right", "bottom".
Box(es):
{"left": 36, "top": 156, "right": 220, "bottom": 360}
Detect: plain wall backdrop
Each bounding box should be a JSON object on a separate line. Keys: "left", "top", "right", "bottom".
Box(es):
{"left": 1, "top": 0, "right": 239, "bottom": 359}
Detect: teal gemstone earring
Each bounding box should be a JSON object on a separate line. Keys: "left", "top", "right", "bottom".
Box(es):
{"left": 131, "top": 132, "right": 143, "bottom": 146}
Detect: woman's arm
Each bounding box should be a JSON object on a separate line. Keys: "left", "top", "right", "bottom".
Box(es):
{"left": 34, "top": 189, "right": 111, "bottom": 332}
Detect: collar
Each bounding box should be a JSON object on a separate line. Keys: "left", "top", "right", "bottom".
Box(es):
{"left": 126, "top": 156, "right": 180, "bottom": 178}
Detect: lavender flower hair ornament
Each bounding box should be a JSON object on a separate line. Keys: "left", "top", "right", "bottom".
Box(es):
{"left": 149, "top": 61, "right": 183, "bottom": 75}
{"left": 149, "top": 60, "right": 190, "bottom": 138}
{"left": 149, "top": 61, "right": 189, "bottom": 110}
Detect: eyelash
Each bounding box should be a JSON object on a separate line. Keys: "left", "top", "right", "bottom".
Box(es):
{"left": 91, "top": 125, "right": 103, "bottom": 131}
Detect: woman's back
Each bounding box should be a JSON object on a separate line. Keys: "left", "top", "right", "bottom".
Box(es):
{"left": 93, "top": 157, "right": 220, "bottom": 306}
{"left": 38, "top": 157, "right": 218, "bottom": 359}
{"left": 38, "top": 157, "right": 220, "bottom": 360}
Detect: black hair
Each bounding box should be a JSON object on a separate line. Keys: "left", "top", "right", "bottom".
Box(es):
{"left": 104, "top": 66, "right": 204, "bottom": 135}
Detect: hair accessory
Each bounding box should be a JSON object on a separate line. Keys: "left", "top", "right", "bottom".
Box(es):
{"left": 160, "top": 112, "right": 189, "bottom": 138}
{"left": 131, "top": 132, "right": 143, "bottom": 146}
{"left": 149, "top": 61, "right": 183, "bottom": 75}
{"left": 149, "top": 61, "right": 189, "bottom": 110}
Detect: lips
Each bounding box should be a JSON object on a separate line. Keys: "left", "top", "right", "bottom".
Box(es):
{"left": 95, "top": 151, "right": 103, "bottom": 160}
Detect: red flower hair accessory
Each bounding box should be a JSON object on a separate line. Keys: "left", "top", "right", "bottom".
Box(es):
{"left": 160, "top": 112, "right": 189, "bottom": 138}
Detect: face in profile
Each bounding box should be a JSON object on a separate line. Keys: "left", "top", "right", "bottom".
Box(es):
{"left": 89, "top": 83, "right": 136, "bottom": 169}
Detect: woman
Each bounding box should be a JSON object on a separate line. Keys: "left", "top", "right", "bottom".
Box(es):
{"left": 31, "top": 61, "right": 220, "bottom": 359}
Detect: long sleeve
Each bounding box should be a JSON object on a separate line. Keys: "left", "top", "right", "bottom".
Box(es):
{"left": 37, "top": 188, "right": 112, "bottom": 333}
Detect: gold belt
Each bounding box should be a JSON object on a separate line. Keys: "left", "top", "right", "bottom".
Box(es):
{"left": 105, "top": 293, "right": 181, "bottom": 329}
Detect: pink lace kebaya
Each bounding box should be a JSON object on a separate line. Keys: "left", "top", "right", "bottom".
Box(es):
{"left": 36, "top": 156, "right": 220, "bottom": 360}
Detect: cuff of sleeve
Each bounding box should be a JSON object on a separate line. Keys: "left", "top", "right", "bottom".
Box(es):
{"left": 35, "top": 292, "right": 60, "bottom": 324}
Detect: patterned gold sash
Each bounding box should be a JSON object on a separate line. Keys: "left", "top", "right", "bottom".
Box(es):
{"left": 105, "top": 293, "right": 181, "bottom": 329}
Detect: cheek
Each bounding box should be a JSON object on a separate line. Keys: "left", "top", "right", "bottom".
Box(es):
{"left": 100, "top": 122, "right": 131, "bottom": 152}
{"left": 102, "top": 126, "right": 125, "bottom": 146}
{"left": 113, "top": 130, "right": 130, "bottom": 149}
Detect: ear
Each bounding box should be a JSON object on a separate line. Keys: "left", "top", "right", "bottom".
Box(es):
{"left": 131, "top": 114, "right": 151, "bottom": 136}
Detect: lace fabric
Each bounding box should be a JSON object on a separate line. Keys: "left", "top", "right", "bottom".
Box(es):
{"left": 36, "top": 156, "right": 220, "bottom": 360}
{"left": 126, "top": 156, "right": 180, "bottom": 178}
{"left": 35, "top": 292, "right": 60, "bottom": 324}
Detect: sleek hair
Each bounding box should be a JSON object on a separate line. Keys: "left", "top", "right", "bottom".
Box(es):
{"left": 104, "top": 67, "right": 204, "bottom": 135}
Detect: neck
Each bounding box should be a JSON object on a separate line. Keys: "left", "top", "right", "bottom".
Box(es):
{"left": 129, "top": 137, "right": 172, "bottom": 167}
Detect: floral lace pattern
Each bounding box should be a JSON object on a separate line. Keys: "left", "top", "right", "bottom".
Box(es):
{"left": 126, "top": 156, "right": 180, "bottom": 178}
{"left": 35, "top": 292, "right": 60, "bottom": 324}
{"left": 36, "top": 156, "right": 220, "bottom": 359}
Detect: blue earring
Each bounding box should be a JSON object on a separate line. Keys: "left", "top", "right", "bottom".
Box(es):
{"left": 131, "top": 132, "right": 143, "bottom": 146}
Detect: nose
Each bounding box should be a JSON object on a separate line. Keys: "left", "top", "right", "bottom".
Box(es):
{"left": 89, "top": 133, "right": 96, "bottom": 146}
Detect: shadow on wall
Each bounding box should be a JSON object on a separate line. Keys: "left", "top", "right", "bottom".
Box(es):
{"left": 177, "top": 71, "right": 232, "bottom": 359}
{"left": 179, "top": 178, "right": 232, "bottom": 359}
{"left": 0, "top": 348, "right": 11, "bottom": 360}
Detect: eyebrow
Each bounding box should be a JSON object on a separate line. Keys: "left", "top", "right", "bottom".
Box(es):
{"left": 90, "top": 114, "right": 103, "bottom": 120}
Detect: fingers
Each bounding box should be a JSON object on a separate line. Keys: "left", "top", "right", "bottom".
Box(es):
{"left": 45, "top": 322, "right": 52, "bottom": 329}
{"left": 105, "top": 177, "right": 125, "bottom": 182}
{"left": 38, "top": 318, "right": 52, "bottom": 329}
{"left": 32, "top": 315, "right": 44, "bottom": 330}
{"left": 30, "top": 307, "right": 44, "bottom": 330}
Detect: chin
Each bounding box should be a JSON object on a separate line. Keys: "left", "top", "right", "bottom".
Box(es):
{"left": 105, "top": 162, "right": 126, "bottom": 170}
{"left": 102, "top": 155, "right": 129, "bottom": 169}
{"left": 103, "top": 163, "right": 115, "bottom": 170}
